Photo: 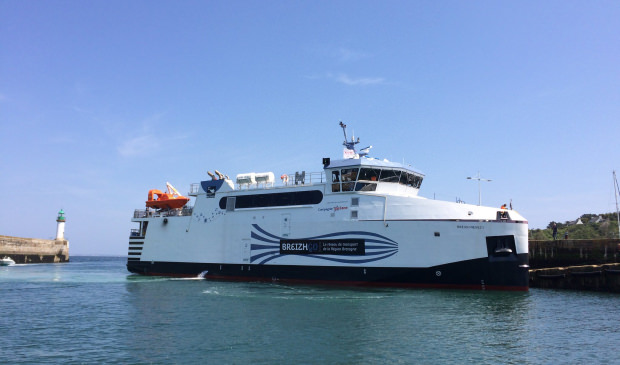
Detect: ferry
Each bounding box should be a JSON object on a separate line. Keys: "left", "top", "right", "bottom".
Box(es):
{"left": 127, "top": 122, "right": 529, "bottom": 290}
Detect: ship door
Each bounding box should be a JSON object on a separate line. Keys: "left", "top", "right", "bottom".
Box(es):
{"left": 281, "top": 214, "right": 291, "bottom": 238}
{"left": 242, "top": 238, "right": 251, "bottom": 263}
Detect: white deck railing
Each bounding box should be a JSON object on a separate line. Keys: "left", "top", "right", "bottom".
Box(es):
{"left": 189, "top": 171, "right": 326, "bottom": 193}
{"left": 133, "top": 206, "right": 193, "bottom": 219}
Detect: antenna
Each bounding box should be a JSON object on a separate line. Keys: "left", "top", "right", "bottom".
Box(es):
{"left": 614, "top": 170, "right": 620, "bottom": 239}
{"left": 339, "top": 121, "right": 360, "bottom": 151}
{"left": 339, "top": 121, "right": 348, "bottom": 143}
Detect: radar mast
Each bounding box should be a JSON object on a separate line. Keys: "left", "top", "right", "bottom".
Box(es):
{"left": 339, "top": 121, "right": 371, "bottom": 159}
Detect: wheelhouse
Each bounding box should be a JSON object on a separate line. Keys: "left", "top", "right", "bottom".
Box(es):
{"left": 326, "top": 159, "right": 424, "bottom": 194}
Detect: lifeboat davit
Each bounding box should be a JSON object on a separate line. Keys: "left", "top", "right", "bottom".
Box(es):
{"left": 146, "top": 182, "right": 190, "bottom": 210}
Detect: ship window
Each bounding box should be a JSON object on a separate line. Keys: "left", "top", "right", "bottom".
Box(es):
{"left": 405, "top": 173, "right": 423, "bottom": 189}
{"left": 351, "top": 197, "right": 359, "bottom": 206}
{"left": 414, "top": 175, "right": 423, "bottom": 188}
{"left": 399, "top": 172, "right": 408, "bottom": 185}
{"left": 226, "top": 197, "right": 236, "bottom": 211}
{"left": 341, "top": 168, "right": 358, "bottom": 181}
{"left": 406, "top": 173, "right": 415, "bottom": 187}
{"left": 255, "top": 194, "right": 268, "bottom": 207}
{"left": 351, "top": 210, "right": 358, "bottom": 219}
{"left": 358, "top": 168, "right": 380, "bottom": 182}
{"left": 332, "top": 170, "right": 341, "bottom": 192}
{"left": 380, "top": 169, "right": 401, "bottom": 183}
{"left": 341, "top": 168, "right": 358, "bottom": 192}
{"left": 279, "top": 193, "right": 292, "bottom": 206}
{"left": 355, "top": 182, "right": 377, "bottom": 191}
{"left": 219, "top": 190, "right": 323, "bottom": 209}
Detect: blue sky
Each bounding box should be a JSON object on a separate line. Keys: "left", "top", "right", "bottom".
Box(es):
{"left": 1, "top": 1, "right": 619, "bottom": 255}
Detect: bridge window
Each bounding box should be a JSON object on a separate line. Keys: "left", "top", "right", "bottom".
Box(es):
{"left": 331, "top": 170, "right": 340, "bottom": 192}
{"left": 355, "top": 182, "right": 377, "bottom": 191}
{"left": 341, "top": 168, "right": 358, "bottom": 191}
{"left": 380, "top": 169, "right": 401, "bottom": 183}
{"left": 399, "top": 173, "right": 408, "bottom": 185}
{"left": 412, "top": 174, "right": 423, "bottom": 188}
{"left": 358, "top": 168, "right": 380, "bottom": 181}
{"left": 400, "top": 172, "right": 423, "bottom": 188}
{"left": 331, "top": 167, "right": 422, "bottom": 192}
{"left": 355, "top": 168, "right": 379, "bottom": 192}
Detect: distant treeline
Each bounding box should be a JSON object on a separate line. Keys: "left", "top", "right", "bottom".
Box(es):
{"left": 529, "top": 213, "right": 620, "bottom": 240}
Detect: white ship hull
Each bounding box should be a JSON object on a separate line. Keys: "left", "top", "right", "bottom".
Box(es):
{"left": 128, "top": 181, "right": 529, "bottom": 290}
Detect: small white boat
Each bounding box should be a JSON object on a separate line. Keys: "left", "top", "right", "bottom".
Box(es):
{"left": 0, "top": 256, "right": 16, "bottom": 266}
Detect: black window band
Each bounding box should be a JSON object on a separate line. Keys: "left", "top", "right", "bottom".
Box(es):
{"left": 219, "top": 190, "right": 323, "bottom": 209}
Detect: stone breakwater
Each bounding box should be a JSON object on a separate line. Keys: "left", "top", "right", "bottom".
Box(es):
{"left": 0, "top": 235, "right": 69, "bottom": 263}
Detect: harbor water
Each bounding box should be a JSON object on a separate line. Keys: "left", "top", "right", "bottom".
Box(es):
{"left": 1, "top": 257, "right": 619, "bottom": 364}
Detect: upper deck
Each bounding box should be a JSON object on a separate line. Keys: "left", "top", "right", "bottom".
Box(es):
{"left": 187, "top": 119, "right": 425, "bottom": 199}
{"left": 148, "top": 122, "right": 426, "bottom": 216}
{"left": 184, "top": 155, "right": 424, "bottom": 203}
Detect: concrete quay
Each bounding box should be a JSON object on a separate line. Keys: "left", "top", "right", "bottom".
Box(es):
{"left": 528, "top": 239, "right": 620, "bottom": 292}
{"left": 0, "top": 235, "right": 69, "bottom": 264}
{"left": 530, "top": 263, "right": 620, "bottom": 292}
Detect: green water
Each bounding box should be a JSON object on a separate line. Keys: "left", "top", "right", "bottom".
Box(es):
{"left": 1, "top": 257, "right": 618, "bottom": 364}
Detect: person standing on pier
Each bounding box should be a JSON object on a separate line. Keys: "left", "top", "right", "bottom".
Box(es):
{"left": 552, "top": 223, "right": 558, "bottom": 240}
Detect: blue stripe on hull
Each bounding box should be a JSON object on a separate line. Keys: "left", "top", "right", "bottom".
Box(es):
{"left": 127, "top": 254, "right": 529, "bottom": 291}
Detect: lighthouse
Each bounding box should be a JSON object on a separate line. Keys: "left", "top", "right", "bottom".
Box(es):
{"left": 56, "top": 209, "right": 66, "bottom": 240}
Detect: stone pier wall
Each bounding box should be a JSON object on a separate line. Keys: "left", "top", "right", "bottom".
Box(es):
{"left": 529, "top": 263, "right": 620, "bottom": 292}
{"left": 529, "top": 239, "right": 620, "bottom": 269}
{"left": 528, "top": 239, "right": 620, "bottom": 292}
{"left": 0, "top": 235, "right": 69, "bottom": 263}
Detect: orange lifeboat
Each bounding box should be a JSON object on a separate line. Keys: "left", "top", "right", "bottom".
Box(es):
{"left": 146, "top": 182, "right": 190, "bottom": 210}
